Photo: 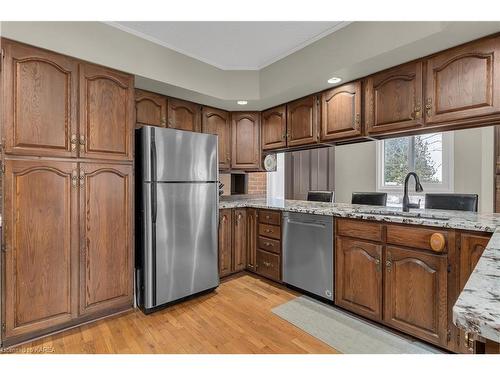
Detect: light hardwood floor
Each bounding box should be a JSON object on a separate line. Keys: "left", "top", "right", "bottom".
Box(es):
{"left": 15, "top": 273, "right": 338, "bottom": 354}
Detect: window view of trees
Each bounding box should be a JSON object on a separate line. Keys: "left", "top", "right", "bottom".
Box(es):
{"left": 383, "top": 134, "right": 442, "bottom": 186}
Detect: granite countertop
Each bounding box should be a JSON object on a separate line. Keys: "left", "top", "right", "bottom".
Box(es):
{"left": 219, "top": 197, "right": 500, "bottom": 342}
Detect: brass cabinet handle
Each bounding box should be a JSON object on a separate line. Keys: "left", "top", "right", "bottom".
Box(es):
{"left": 425, "top": 98, "right": 432, "bottom": 117}
{"left": 161, "top": 117, "right": 167, "bottom": 126}
{"left": 264, "top": 229, "right": 272, "bottom": 233}
{"left": 71, "top": 170, "right": 78, "bottom": 188}
{"left": 464, "top": 332, "right": 474, "bottom": 351}
{"left": 70, "top": 134, "right": 78, "bottom": 152}
{"left": 79, "top": 169, "right": 85, "bottom": 188}
{"left": 354, "top": 113, "right": 361, "bottom": 126}
{"left": 265, "top": 215, "right": 270, "bottom": 219}
{"left": 263, "top": 261, "right": 272, "bottom": 267}
{"left": 265, "top": 242, "right": 272, "bottom": 247}
{"left": 375, "top": 258, "right": 381, "bottom": 272}
{"left": 414, "top": 102, "right": 422, "bottom": 119}
{"left": 79, "top": 135, "right": 86, "bottom": 152}
{"left": 386, "top": 253, "right": 392, "bottom": 272}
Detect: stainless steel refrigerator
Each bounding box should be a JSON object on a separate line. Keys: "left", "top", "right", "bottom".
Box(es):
{"left": 135, "top": 126, "right": 219, "bottom": 313}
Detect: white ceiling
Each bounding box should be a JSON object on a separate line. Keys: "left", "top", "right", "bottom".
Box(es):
{"left": 108, "top": 21, "right": 350, "bottom": 70}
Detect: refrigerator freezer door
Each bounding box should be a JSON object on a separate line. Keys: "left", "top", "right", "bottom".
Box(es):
{"left": 138, "top": 126, "right": 218, "bottom": 182}
{"left": 142, "top": 182, "right": 219, "bottom": 308}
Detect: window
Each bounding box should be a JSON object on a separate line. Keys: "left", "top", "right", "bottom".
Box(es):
{"left": 376, "top": 133, "right": 454, "bottom": 206}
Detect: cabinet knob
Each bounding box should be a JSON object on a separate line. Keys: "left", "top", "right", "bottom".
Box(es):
{"left": 430, "top": 233, "right": 446, "bottom": 252}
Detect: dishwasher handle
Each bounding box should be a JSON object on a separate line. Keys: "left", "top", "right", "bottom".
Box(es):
{"left": 285, "top": 219, "right": 327, "bottom": 229}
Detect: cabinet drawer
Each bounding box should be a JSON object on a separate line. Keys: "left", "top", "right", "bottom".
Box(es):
{"left": 337, "top": 219, "right": 383, "bottom": 242}
{"left": 258, "top": 236, "right": 281, "bottom": 254}
{"left": 259, "top": 210, "right": 281, "bottom": 225}
{"left": 386, "top": 225, "right": 449, "bottom": 253}
{"left": 256, "top": 249, "right": 281, "bottom": 281}
{"left": 259, "top": 223, "right": 281, "bottom": 240}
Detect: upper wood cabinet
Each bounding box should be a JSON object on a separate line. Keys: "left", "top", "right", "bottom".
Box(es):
{"left": 79, "top": 163, "right": 134, "bottom": 316}
{"left": 425, "top": 36, "right": 500, "bottom": 126}
{"left": 218, "top": 209, "right": 233, "bottom": 277}
{"left": 233, "top": 209, "right": 247, "bottom": 272}
{"left": 135, "top": 89, "right": 167, "bottom": 128}
{"left": 1, "top": 39, "right": 78, "bottom": 158}
{"left": 231, "top": 112, "right": 261, "bottom": 170}
{"left": 321, "top": 82, "right": 362, "bottom": 141}
{"left": 3, "top": 159, "right": 78, "bottom": 340}
{"left": 335, "top": 237, "right": 383, "bottom": 322}
{"left": 365, "top": 61, "right": 424, "bottom": 135}
{"left": 202, "top": 106, "right": 231, "bottom": 169}
{"left": 286, "top": 95, "right": 320, "bottom": 147}
{"left": 79, "top": 63, "right": 134, "bottom": 161}
{"left": 168, "top": 98, "right": 201, "bottom": 132}
{"left": 261, "top": 105, "right": 287, "bottom": 150}
{"left": 384, "top": 246, "right": 448, "bottom": 347}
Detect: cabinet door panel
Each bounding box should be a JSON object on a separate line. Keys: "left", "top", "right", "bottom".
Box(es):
{"left": 365, "top": 61, "right": 424, "bottom": 134}
{"left": 321, "top": 82, "right": 362, "bottom": 141}
{"left": 335, "top": 237, "right": 383, "bottom": 321}
{"left": 135, "top": 89, "right": 167, "bottom": 127}
{"left": 459, "top": 233, "right": 490, "bottom": 290}
{"left": 425, "top": 37, "right": 500, "bottom": 125}
{"left": 79, "top": 163, "right": 133, "bottom": 315}
{"left": 286, "top": 95, "right": 319, "bottom": 147}
{"left": 79, "top": 63, "right": 134, "bottom": 161}
{"left": 168, "top": 98, "right": 201, "bottom": 132}
{"left": 4, "top": 160, "right": 78, "bottom": 339}
{"left": 218, "top": 209, "right": 233, "bottom": 277}
{"left": 233, "top": 209, "right": 247, "bottom": 272}
{"left": 384, "top": 246, "right": 447, "bottom": 346}
{"left": 232, "top": 112, "right": 260, "bottom": 170}
{"left": 202, "top": 107, "right": 231, "bottom": 169}
{"left": 246, "top": 208, "right": 258, "bottom": 271}
{"left": 262, "top": 105, "right": 287, "bottom": 150}
{"left": 2, "top": 39, "right": 78, "bottom": 158}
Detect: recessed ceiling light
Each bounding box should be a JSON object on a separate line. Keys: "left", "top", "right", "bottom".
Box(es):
{"left": 237, "top": 100, "right": 248, "bottom": 105}
{"left": 327, "top": 77, "right": 342, "bottom": 84}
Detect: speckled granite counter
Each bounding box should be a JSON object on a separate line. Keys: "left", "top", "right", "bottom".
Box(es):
{"left": 219, "top": 197, "right": 500, "bottom": 342}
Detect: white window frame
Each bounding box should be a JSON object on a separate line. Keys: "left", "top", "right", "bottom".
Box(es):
{"left": 376, "top": 132, "right": 454, "bottom": 194}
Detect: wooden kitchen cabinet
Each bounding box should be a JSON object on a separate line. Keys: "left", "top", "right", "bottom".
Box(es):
{"left": 286, "top": 95, "right": 320, "bottom": 147}
{"left": 167, "top": 98, "right": 201, "bottom": 132}
{"left": 233, "top": 209, "right": 247, "bottom": 272}
{"left": 365, "top": 61, "right": 424, "bottom": 135}
{"left": 218, "top": 209, "right": 233, "bottom": 277}
{"left": 246, "top": 208, "right": 258, "bottom": 272}
{"left": 135, "top": 89, "right": 167, "bottom": 128}
{"left": 79, "top": 63, "right": 135, "bottom": 161}
{"left": 79, "top": 163, "right": 134, "bottom": 316}
{"left": 261, "top": 105, "right": 287, "bottom": 150}
{"left": 384, "top": 246, "right": 448, "bottom": 346}
{"left": 335, "top": 237, "right": 383, "bottom": 321}
{"left": 1, "top": 39, "right": 78, "bottom": 158}
{"left": 231, "top": 112, "right": 261, "bottom": 170}
{"left": 321, "top": 81, "right": 362, "bottom": 141}
{"left": 202, "top": 106, "right": 231, "bottom": 169}
{"left": 425, "top": 36, "right": 500, "bottom": 126}
{"left": 456, "top": 232, "right": 491, "bottom": 353}
{"left": 3, "top": 159, "right": 78, "bottom": 340}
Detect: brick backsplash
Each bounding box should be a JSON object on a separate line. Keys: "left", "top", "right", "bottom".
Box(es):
{"left": 247, "top": 172, "right": 267, "bottom": 195}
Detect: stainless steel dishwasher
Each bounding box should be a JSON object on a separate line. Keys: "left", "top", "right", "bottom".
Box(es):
{"left": 282, "top": 212, "right": 334, "bottom": 301}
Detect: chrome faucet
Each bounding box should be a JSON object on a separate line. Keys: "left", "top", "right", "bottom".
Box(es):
{"left": 402, "top": 172, "right": 424, "bottom": 212}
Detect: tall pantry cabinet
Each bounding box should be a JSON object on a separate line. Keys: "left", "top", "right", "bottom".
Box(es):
{"left": 0, "top": 38, "right": 134, "bottom": 346}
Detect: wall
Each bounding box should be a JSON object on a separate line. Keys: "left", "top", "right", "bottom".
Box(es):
{"left": 334, "top": 141, "right": 377, "bottom": 204}
{"left": 454, "top": 127, "right": 494, "bottom": 213}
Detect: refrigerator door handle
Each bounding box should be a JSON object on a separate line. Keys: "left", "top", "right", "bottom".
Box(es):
{"left": 150, "top": 130, "right": 157, "bottom": 182}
